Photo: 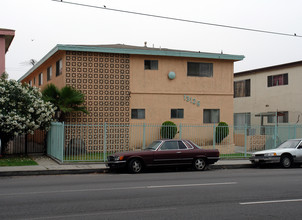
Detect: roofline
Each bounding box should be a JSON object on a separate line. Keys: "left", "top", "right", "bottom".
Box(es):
{"left": 0, "top": 28, "right": 15, "bottom": 53}
{"left": 19, "top": 46, "right": 59, "bottom": 82}
{"left": 235, "top": 60, "right": 302, "bottom": 77}
{"left": 19, "top": 44, "right": 245, "bottom": 82}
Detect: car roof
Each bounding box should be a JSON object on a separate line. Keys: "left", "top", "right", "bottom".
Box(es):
{"left": 157, "top": 139, "right": 189, "bottom": 141}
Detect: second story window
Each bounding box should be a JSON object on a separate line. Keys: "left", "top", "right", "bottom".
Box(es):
{"left": 234, "top": 79, "right": 250, "bottom": 98}
{"left": 171, "top": 109, "right": 184, "bottom": 119}
{"left": 33, "top": 77, "right": 36, "bottom": 85}
{"left": 56, "top": 59, "right": 63, "bottom": 76}
{"left": 187, "top": 62, "right": 213, "bottom": 77}
{"left": 268, "top": 73, "right": 288, "bottom": 87}
{"left": 38, "top": 73, "right": 43, "bottom": 86}
{"left": 47, "top": 66, "right": 52, "bottom": 81}
{"left": 144, "top": 60, "right": 158, "bottom": 70}
{"left": 131, "top": 109, "right": 145, "bottom": 119}
{"left": 28, "top": 80, "right": 32, "bottom": 86}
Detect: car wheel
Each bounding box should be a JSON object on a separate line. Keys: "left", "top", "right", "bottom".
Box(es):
{"left": 128, "top": 159, "right": 143, "bottom": 173}
{"left": 280, "top": 155, "right": 293, "bottom": 168}
{"left": 193, "top": 158, "right": 207, "bottom": 171}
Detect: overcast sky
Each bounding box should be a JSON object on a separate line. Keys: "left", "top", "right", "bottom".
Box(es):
{"left": 1, "top": 0, "right": 302, "bottom": 80}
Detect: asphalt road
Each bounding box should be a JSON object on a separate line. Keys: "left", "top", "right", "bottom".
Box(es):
{"left": 1, "top": 168, "right": 302, "bottom": 220}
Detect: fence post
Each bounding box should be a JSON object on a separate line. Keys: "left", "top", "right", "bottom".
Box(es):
{"left": 244, "top": 124, "right": 247, "bottom": 157}
{"left": 179, "top": 123, "right": 182, "bottom": 139}
{"left": 274, "top": 112, "right": 277, "bottom": 148}
{"left": 142, "top": 123, "right": 146, "bottom": 149}
{"left": 25, "top": 134, "right": 28, "bottom": 155}
{"left": 61, "top": 122, "right": 65, "bottom": 162}
{"left": 294, "top": 124, "right": 297, "bottom": 139}
{"left": 103, "top": 122, "right": 107, "bottom": 162}
{"left": 213, "top": 124, "right": 216, "bottom": 149}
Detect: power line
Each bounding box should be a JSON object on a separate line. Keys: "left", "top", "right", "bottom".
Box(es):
{"left": 52, "top": 0, "right": 301, "bottom": 38}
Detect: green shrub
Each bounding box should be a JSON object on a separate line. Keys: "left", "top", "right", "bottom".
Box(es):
{"left": 215, "top": 122, "right": 229, "bottom": 144}
{"left": 160, "top": 121, "right": 177, "bottom": 139}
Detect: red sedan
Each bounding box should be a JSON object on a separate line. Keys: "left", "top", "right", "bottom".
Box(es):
{"left": 107, "top": 139, "right": 220, "bottom": 173}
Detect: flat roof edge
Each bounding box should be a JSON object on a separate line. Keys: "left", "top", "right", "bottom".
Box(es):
{"left": 18, "top": 44, "right": 244, "bottom": 82}
{"left": 235, "top": 60, "right": 302, "bottom": 76}
{"left": 58, "top": 44, "right": 244, "bottom": 61}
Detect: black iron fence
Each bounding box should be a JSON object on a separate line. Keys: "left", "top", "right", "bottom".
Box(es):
{"left": 5, "top": 130, "right": 46, "bottom": 155}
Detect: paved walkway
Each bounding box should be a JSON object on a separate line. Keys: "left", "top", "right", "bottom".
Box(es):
{"left": 0, "top": 156, "right": 252, "bottom": 176}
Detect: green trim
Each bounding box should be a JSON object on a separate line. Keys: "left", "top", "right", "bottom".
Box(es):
{"left": 18, "top": 44, "right": 244, "bottom": 82}
{"left": 57, "top": 44, "right": 244, "bottom": 61}
{"left": 18, "top": 45, "right": 59, "bottom": 82}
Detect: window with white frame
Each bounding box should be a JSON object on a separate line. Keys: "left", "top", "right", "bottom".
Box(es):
{"left": 267, "top": 73, "right": 288, "bottom": 87}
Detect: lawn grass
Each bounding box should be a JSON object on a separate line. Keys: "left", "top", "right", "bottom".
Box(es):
{"left": 220, "top": 153, "right": 251, "bottom": 158}
{"left": 64, "top": 153, "right": 106, "bottom": 162}
{"left": 0, "top": 155, "right": 38, "bottom": 166}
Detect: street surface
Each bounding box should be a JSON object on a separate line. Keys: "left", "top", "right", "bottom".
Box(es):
{"left": 1, "top": 168, "right": 302, "bottom": 219}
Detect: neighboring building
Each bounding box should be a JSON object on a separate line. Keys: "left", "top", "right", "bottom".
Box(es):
{"left": 234, "top": 60, "right": 302, "bottom": 127}
{"left": 19, "top": 44, "right": 244, "bottom": 126}
{"left": 0, "top": 28, "right": 15, "bottom": 75}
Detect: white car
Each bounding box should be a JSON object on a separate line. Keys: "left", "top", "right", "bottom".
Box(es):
{"left": 250, "top": 139, "right": 302, "bottom": 168}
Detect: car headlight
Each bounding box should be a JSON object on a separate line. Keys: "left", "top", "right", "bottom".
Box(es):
{"left": 114, "top": 156, "right": 124, "bottom": 161}
{"left": 264, "top": 153, "right": 277, "bottom": 157}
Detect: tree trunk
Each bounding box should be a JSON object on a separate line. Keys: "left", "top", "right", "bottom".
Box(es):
{"left": 0, "top": 135, "right": 10, "bottom": 155}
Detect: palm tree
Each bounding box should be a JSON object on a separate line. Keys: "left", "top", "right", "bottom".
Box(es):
{"left": 42, "top": 84, "right": 88, "bottom": 122}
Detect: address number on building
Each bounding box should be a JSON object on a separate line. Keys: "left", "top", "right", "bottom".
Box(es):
{"left": 184, "top": 95, "right": 200, "bottom": 107}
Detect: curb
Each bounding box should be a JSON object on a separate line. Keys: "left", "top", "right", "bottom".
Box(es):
{"left": 0, "top": 168, "right": 108, "bottom": 177}
{"left": 210, "top": 164, "right": 253, "bottom": 169}
{"left": 0, "top": 164, "right": 253, "bottom": 177}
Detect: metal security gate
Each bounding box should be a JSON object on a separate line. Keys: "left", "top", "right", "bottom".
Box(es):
{"left": 6, "top": 130, "right": 46, "bottom": 155}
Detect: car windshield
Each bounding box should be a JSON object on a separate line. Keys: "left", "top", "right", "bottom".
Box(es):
{"left": 277, "top": 140, "right": 300, "bottom": 149}
{"left": 145, "top": 141, "right": 162, "bottom": 150}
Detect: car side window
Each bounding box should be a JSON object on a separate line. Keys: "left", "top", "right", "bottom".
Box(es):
{"left": 160, "top": 141, "right": 178, "bottom": 150}
{"left": 178, "top": 141, "right": 187, "bottom": 149}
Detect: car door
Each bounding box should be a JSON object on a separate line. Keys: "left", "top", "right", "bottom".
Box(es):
{"left": 153, "top": 141, "right": 180, "bottom": 165}
{"left": 294, "top": 143, "right": 302, "bottom": 162}
{"left": 176, "top": 141, "right": 195, "bottom": 164}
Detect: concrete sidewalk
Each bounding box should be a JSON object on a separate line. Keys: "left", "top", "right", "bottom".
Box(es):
{"left": 0, "top": 156, "right": 253, "bottom": 176}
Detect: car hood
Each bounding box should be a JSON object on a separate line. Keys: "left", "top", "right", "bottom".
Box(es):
{"left": 253, "top": 148, "right": 294, "bottom": 155}
{"left": 114, "top": 150, "right": 153, "bottom": 157}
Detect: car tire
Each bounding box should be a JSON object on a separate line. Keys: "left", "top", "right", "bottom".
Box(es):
{"left": 280, "top": 155, "right": 293, "bottom": 168}
{"left": 193, "top": 158, "right": 207, "bottom": 171}
{"left": 128, "top": 159, "right": 143, "bottom": 173}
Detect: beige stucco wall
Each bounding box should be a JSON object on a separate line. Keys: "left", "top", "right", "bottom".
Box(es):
{"left": 234, "top": 64, "right": 302, "bottom": 124}
{"left": 22, "top": 51, "right": 236, "bottom": 126}
{"left": 130, "top": 55, "right": 234, "bottom": 125}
